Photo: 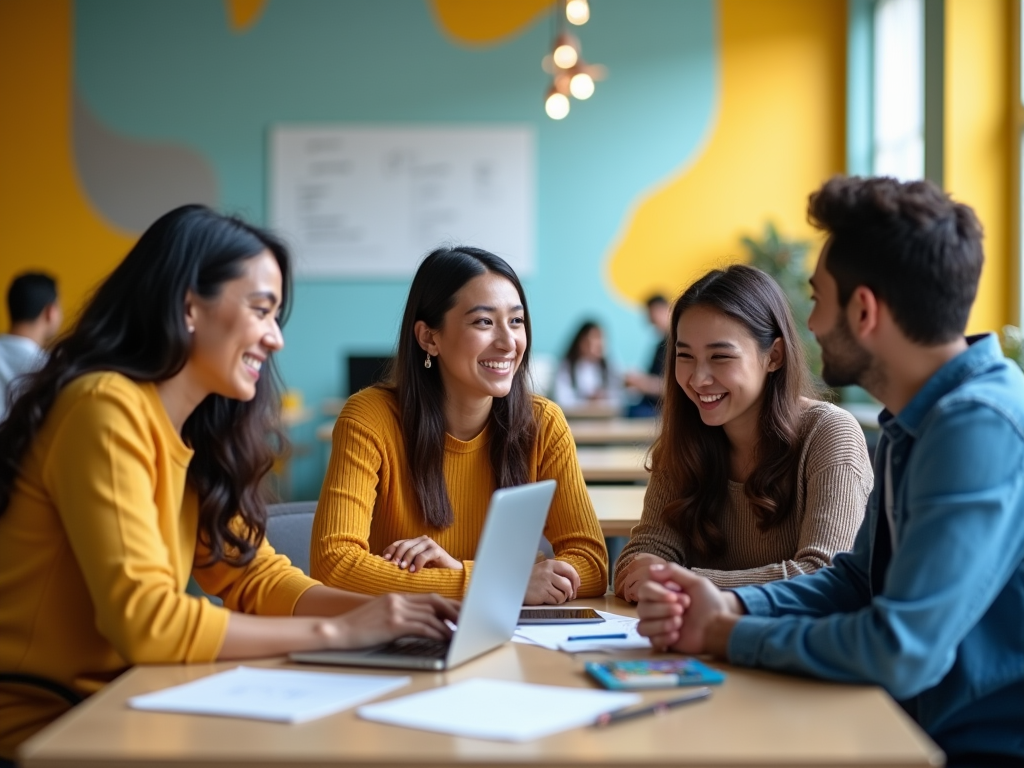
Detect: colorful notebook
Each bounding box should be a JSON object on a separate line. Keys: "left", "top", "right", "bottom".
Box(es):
{"left": 585, "top": 658, "right": 726, "bottom": 690}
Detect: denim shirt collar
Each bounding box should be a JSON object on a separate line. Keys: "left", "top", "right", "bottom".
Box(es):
{"left": 878, "top": 333, "right": 1002, "bottom": 439}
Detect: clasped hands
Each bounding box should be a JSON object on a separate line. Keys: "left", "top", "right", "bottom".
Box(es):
{"left": 633, "top": 562, "right": 744, "bottom": 658}
{"left": 382, "top": 535, "right": 581, "bottom": 604}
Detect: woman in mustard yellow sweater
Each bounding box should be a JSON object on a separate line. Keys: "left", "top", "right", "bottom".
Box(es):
{"left": 0, "top": 206, "right": 457, "bottom": 760}
{"left": 311, "top": 247, "right": 608, "bottom": 602}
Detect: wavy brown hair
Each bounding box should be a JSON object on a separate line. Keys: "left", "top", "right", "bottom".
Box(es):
{"left": 386, "top": 246, "right": 537, "bottom": 529}
{"left": 0, "top": 205, "right": 291, "bottom": 567}
{"left": 651, "top": 264, "right": 817, "bottom": 559}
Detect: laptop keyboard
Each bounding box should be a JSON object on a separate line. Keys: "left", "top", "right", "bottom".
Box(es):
{"left": 377, "top": 636, "right": 450, "bottom": 659}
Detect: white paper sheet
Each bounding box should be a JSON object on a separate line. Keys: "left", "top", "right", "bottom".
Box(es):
{"left": 357, "top": 678, "right": 640, "bottom": 741}
{"left": 128, "top": 666, "right": 410, "bottom": 723}
{"left": 512, "top": 610, "right": 652, "bottom": 652}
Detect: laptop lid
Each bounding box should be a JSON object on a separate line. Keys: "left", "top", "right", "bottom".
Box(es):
{"left": 289, "top": 479, "right": 556, "bottom": 671}
{"left": 444, "top": 479, "right": 556, "bottom": 668}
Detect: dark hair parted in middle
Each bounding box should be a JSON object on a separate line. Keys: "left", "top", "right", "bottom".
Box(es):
{"left": 808, "top": 175, "right": 984, "bottom": 345}
{"left": 387, "top": 246, "right": 537, "bottom": 529}
{"left": 652, "top": 264, "right": 817, "bottom": 559}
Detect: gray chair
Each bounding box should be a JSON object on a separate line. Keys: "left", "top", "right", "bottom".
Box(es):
{"left": 266, "top": 501, "right": 317, "bottom": 576}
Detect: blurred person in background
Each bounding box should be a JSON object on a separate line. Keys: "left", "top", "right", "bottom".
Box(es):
{"left": 0, "top": 272, "right": 62, "bottom": 421}
{"left": 552, "top": 320, "right": 622, "bottom": 410}
{"left": 624, "top": 294, "right": 670, "bottom": 417}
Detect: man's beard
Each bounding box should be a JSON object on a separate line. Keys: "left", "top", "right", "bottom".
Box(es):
{"left": 817, "top": 312, "right": 875, "bottom": 388}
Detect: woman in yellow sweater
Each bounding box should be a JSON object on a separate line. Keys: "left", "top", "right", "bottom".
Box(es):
{"left": 0, "top": 206, "right": 457, "bottom": 760}
{"left": 311, "top": 247, "right": 608, "bottom": 602}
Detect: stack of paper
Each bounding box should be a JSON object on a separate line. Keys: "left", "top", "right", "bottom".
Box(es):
{"left": 512, "top": 610, "right": 651, "bottom": 652}
{"left": 128, "top": 666, "right": 410, "bottom": 723}
{"left": 357, "top": 678, "right": 640, "bottom": 741}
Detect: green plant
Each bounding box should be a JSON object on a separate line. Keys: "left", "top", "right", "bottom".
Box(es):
{"left": 1000, "top": 325, "right": 1024, "bottom": 371}
{"left": 739, "top": 222, "right": 820, "bottom": 375}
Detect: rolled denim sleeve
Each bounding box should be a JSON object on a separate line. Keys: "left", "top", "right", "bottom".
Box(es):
{"left": 731, "top": 512, "right": 873, "bottom": 619}
{"left": 727, "top": 403, "right": 1024, "bottom": 701}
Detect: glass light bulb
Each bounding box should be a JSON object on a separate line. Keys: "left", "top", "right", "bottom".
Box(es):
{"left": 545, "top": 91, "right": 570, "bottom": 120}
{"left": 569, "top": 72, "right": 595, "bottom": 100}
{"left": 552, "top": 44, "right": 578, "bottom": 69}
{"left": 566, "top": 0, "right": 590, "bottom": 25}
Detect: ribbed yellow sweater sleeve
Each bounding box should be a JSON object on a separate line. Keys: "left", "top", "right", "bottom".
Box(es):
{"left": 311, "top": 389, "right": 608, "bottom": 598}
{"left": 311, "top": 391, "right": 475, "bottom": 598}
{"left": 534, "top": 400, "right": 609, "bottom": 597}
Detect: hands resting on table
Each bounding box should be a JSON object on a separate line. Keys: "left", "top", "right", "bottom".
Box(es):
{"left": 633, "top": 563, "right": 744, "bottom": 658}
{"left": 382, "top": 535, "right": 581, "bottom": 604}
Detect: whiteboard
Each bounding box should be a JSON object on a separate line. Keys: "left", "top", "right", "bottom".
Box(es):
{"left": 269, "top": 125, "right": 535, "bottom": 278}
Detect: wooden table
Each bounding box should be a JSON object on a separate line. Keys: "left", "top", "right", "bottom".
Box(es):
{"left": 559, "top": 401, "right": 622, "bottom": 419}
{"left": 569, "top": 417, "right": 658, "bottom": 446}
{"left": 19, "top": 596, "right": 942, "bottom": 768}
{"left": 588, "top": 485, "right": 645, "bottom": 537}
{"left": 576, "top": 446, "right": 649, "bottom": 483}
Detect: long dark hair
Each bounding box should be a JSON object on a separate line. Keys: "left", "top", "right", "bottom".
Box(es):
{"left": 387, "top": 246, "right": 537, "bottom": 529}
{"left": 0, "top": 205, "right": 292, "bottom": 567}
{"left": 563, "top": 320, "right": 608, "bottom": 390}
{"left": 652, "top": 264, "right": 816, "bottom": 559}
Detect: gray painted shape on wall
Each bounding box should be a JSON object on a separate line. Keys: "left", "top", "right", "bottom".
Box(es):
{"left": 73, "top": 92, "right": 218, "bottom": 232}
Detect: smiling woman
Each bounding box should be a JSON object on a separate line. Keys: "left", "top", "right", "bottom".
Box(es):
{"left": 614, "top": 265, "right": 873, "bottom": 601}
{"left": 0, "top": 207, "right": 459, "bottom": 761}
{"left": 311, "top": 247, "right": 609, "bottom": 604}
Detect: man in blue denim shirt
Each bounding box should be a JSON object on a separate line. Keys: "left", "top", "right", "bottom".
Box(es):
{"left": 636, "top": 177, "right": 1024, "bottom": 767}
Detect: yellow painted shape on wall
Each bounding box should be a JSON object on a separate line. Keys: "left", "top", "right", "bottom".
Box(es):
{"left": 0, "top": 0, "right": 134, "bottom": 329}
{"left": 945, "top": 0, "right": 1013, "bottom": 334}
{"left": 606, "top": 0, "right": 847, "bottom": 304}
{"left": 225, "top": 0, "right": 268, "bottom": 33}
{"left": 430, "top": 0, "right": 554, "bottom": 45}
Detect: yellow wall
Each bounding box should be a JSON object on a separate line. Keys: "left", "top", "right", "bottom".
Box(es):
{"left": 0, "top": 0, "right": 133, "bottom": 329}
{"left": 946, "top": 0, "right": 1014, "bottom": 334}
{"left": 606, "top": 0, "right": 847, "bottom": 303}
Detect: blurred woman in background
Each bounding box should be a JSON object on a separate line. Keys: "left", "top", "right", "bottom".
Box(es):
{"left": 552, "top": 320, "right": 623, "bottom": 410}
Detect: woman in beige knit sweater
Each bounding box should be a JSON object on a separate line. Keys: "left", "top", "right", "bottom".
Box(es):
{"left": 615, "top": 265, "right": 872, "bottom": 601}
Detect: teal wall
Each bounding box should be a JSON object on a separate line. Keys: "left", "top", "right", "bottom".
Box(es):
{"left": 74, "top": 0, "right": 718, "bottom": 497}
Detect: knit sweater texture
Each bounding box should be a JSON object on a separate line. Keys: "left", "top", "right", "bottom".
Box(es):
{"left": 312, "top": 387, "right": 609, "bottom": 598}
{"left": 0, "top": 372, "right": 318, "bottom": 758}
{"left": 614, "top": 402, "right": 873, "bottom": 593}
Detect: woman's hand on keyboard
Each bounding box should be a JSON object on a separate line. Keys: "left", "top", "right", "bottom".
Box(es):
{"left": 331, "top": 593, "right": 461, "bottom": 649}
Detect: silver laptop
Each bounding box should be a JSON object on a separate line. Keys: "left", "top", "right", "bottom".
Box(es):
{"left": 289, "top": 479, "right": 556, "bottom": 671}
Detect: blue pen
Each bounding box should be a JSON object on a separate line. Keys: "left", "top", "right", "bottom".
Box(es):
{"left": 566, "top": 633, "right": 628, "bottom": 641}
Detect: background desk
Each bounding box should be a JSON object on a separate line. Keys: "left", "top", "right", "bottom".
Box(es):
{"left": 568, "top": 417, "right": 657, "bottom": 446}
{"left": 576, "top": 446, "right": 649, "bottom": 483}
{"left": 21, "top": 596, "right": 941, "bottom": 768}
{"left": 587, "top": 485, "right": 645, "bottom": 537}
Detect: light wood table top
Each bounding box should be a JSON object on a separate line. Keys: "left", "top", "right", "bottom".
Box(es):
{"left": 588, "top": 485, "right": 645, "bottom": 537}
{"left": 569, "top": 417, "right": 658, "bottom": 445}
{"left": 559, "top": 401, "right": 622, "bottom": 419}
{"left": 20, "top": 596, "right": 942, "bottom": 768}
{"left": 576, "top": 446, "right": 649, "bottom": 483}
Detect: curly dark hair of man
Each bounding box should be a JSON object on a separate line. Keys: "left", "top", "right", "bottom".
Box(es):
{"left": 808, "top": 175, "right": 984, "bottom": 345}
{"left": 0, "top": 205, "right": 292, "bottom": 567}
{"left": 652, "top": 264, "right": 817, "bottom": 559}
{"left": 385, "top": 246, "right": 537, "bottom": 529}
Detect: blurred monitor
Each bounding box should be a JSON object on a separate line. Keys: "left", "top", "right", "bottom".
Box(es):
{"left": 346, "top": 354, "right": 393, "bottom": 396}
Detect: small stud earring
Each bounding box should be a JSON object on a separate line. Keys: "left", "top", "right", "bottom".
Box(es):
{"left": 424, "top": 352, "right": 432, "bottom": 369}
{"left": 187, "top": 325, "right": 195, "bottom": 334}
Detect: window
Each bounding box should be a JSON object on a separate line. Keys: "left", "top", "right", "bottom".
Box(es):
{"left": 872, "top": 0, "right": 925, "bottom": 180}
